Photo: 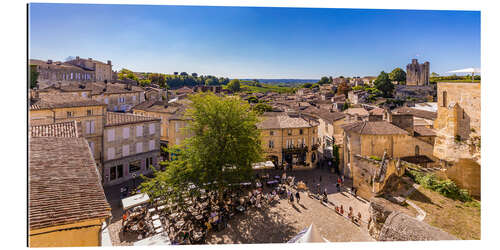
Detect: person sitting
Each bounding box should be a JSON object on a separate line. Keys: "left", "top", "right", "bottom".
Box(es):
{"left": 340, "top": 205, "right": 344, "bottom": 215}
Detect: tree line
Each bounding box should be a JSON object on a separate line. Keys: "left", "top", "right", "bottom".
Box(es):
{"left": 118, "top": 69, "right": 231, "bottom": 89}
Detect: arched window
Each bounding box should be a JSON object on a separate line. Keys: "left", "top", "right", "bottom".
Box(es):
{"left": 415, "top": 145, "right": 420, "bottom": 156}
{"left": 442, "top": 91, "right": 447, "bottom": 107}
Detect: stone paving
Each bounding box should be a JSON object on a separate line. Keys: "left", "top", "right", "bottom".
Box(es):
{"left": 105, "top": 168, "right": 374, "bottom": 245}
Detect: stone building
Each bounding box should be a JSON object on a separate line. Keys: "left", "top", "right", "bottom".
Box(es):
{"left": 257, "top": 112, "right": 320, "bottom": 167}
{"left": 30, "top": 56, "right": 113, "bottom": 86}
{"left": 29, "top": 132, "right": 111, "bottom": 247}
{"left": 29, "top": 93, "right": 107, "bottom": 164}
{"left": 347, "top": 90, "right": 369, "bottom": 104}
{"left": 341, "top": 110, "right": 437, "bottom": 178}
{"left": 406, "top": 59, "right": 430, "bottom": 86}
{"left": 65, "top": 56, "right": 113, "bottom": 82}
{"left": 102, "top": 112, "right": 161, "bottom": 186}
{"left": 38, "top": 82, "right": 146, "bottom": 112}
{"left": 315, "top": 110, "right": 347, "bottom": 171}
{"left": 132, "top": 97, "right": 193, "bottom": 157}
{"left": 433, "top": 82, "right": 481, "bottom": 197}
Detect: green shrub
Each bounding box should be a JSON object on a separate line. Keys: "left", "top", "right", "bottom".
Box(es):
{"left": 405, "top": 169, "right": 473, "bottom": 202}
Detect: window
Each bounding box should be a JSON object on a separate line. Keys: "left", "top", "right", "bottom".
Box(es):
{"left": 287, "top": 129, "right": 292, "bottom": 136}
{"left": 67, "top": 111, "right": 73, "bottom": 118}
{"left": 132, "top": 95, "right": 136, "bottom": 102}
{"left": 175, "top": 122, "right": 180, "bottom": 132}
{"left": 136, "top": 126, "right": 143, "bottom": 137}
{"left": 442, "top": 91, "right": 447, "bottom": 107}
{"left": 129, "top": 160, "right": 141, "bottom": 173}
{"left": 70, "top": 72, "right": 74, "bottom": 79}
{"left": 136, "top": 142, "right": 143, "bottom": 153}
{"left": 107, "top": 147, "right": 115, "bottom": 160}
{"left": 117, "top": 165, "right": 123, "bottom": 178}
{"left": 270, "top": 130, "right": 274, "bottom": 136}
{"left": 123, "top": 127, "right": 130, "bottom": 139}
{"left": 87, "top": 109, "right": 92, "bottom": 116}
{"left": 122, "top": 144, "right": 129, "bottom": 156}
{"left": 299, "top": 129, "right": 303, "bottom": 135}
{"left": 149, "top": 140, "right": 155, "bottom": 151}
{"left": 104, "top": 98, "right": 109, "bottom": 104}
{"left": 269, "top": 140, "right": 274, "bottom": 149}
{"left": 415, "top": 145, "right": 420, "bottom": 156}
{"left": 110, "top": 166, "right": 116, "bottom": 181}
{"left": 146, "top": 157, "right": 154, "bottom": 168}
{"left": 82, "top": 92, "right": 88, "bottom": 98}
{"left": 88, "top": 121, "right": 95, "bottom": 134}
{"left": 149, "top": 123, "right": 155, "bottom": 135}
{"left": 107, "top": 129, "right": 115, "bottom": 142}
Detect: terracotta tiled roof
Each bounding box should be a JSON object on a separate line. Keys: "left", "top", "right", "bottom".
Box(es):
{"left": 257, "top": 112, "right": 316, "bottom": 129}
{"left": 105, "top": 112, "right": 160, "bottom": 127}
{"left": 30, "top": 121, "right": 80, "bottom": 138}
{"left": 316, "top": 111, "right": 346, "bottom": 123}
{"left": 393, "top": 107, "right": 437, "bottom": 120}
{"left": 29, "top": 137, "right": 111, "bottom": 230}
{"left": 369, "top": 107, "right": 385, "bottom": 116}
{"left": 414, "top": 126, "right": 437, "bottom": 137}
{"left": 29, "top": 95, "right": 105, "bottom": 110}
{"left": 342, "top": 121, "right": 409, "bottom": 135}
{"left": 344, "top": 107, "right": 369, "bottom": 117}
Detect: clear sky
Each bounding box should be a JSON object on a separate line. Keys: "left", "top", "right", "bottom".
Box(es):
{"left": 28, "top": 4, "right": 480, "bottom": 79}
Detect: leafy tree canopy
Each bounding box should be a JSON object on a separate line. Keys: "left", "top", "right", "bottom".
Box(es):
{"left": 227, "top": 79, "right": 241, "bottom": 92}
{"left": 374, "top": 71, "right": 394, "bottom": 98}
{"left": 389, "top": 68, "right": 406, "bottom": 84}
{"left": 139, "top": 93, "right": 263, "bottom": 202}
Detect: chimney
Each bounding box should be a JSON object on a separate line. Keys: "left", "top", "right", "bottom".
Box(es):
{"left": 47, "top": 59, "right": 53, "bottom": 64}
{"left": 107, "top": 60, "right": 112, "bottom": 65}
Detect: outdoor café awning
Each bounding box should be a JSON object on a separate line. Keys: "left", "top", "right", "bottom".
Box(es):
{"left": 288, "top": 223, "right": 328, "bottom": 243}
{"left": 252, "top": 161, "right": 275, "bottom": 170}
{"left": 122, "top": 193, "right": 150, "bottom": 210}
{"left": 133, "top": 232, "right": 171, "bottom": 246}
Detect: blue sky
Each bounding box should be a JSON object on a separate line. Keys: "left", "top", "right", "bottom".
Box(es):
{"left": 29, "top": 4, "right": 480, "bottom": 79}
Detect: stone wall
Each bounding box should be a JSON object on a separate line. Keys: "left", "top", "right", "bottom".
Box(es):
{"left": 406, "top": 59, "right": 430, "bottom": 86}
{"left": 445, "top": 158, "right": 481, "bottom": 197}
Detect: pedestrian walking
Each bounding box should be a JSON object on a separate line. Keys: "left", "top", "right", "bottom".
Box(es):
{"left": 336, "top": 182, "right": 340, "bottom": 192}
{"left": 341, "top": 175, "right": 345, "bottom": 184}
{"left": 290, "top": 192, "right": 295, "bottom": 203}
{"left": 295, "top": 192, "right": 301, "bottom": 204}
{"left": 287, "top": 189, "right": 291, "bottom": 204}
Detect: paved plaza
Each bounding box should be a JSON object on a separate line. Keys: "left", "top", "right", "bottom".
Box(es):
{"left": 105, "top": 168, "right": 374, "bottom": 245}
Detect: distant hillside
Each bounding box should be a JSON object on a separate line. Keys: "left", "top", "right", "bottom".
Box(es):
{"left": 240, "top": 79, "right": 318, "bottom": 86}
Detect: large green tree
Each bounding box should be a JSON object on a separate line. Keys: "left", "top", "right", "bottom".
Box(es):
{"left": 389, "top": 68, "right": 406, "bottom": 85}
{"left": 29, "top": 65, "right": 39, "bottom": 89}
{"left": 318, "top": 76, "right": 330, "bottom": 85}
{"left": 139, "top": 93, "right": 263, "bottom": 203}
{"left": 227, "top": 79, "right": 241, "bottom": 92}
{"left": 374, "top": 71, "right": 394, "bottom": 98}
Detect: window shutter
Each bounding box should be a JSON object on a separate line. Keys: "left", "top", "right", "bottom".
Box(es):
{"left": 123, "top": 127, "right": 129, "bottom": 139}
{"left": 136, "top": 142, "right": 143, "bottom": 153}
{"left": 108, "top": 147, "right": 115, "bottom": 160}
{"left": 108, "top": 129, "right": 115, "bottom": 142}
{"left": 85, "top": 121, "right": 91, "bottom": 134}
{"left": 149, "top": 124, "right": 155, "bottom": 135}
{"left": 136, "top": 126, "right": 143, "bottom": 137}
{"left": 90, "top": 121, "right": 95, "bottom": 134}
{"left": 123, "top": 144, "right": 129, "bottom": 156}
{"left": 149, "top": 140, "right": 155, "bottom": 151}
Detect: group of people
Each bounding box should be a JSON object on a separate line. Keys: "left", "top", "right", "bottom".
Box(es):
{"left": 335, "top": 205, "right": 362, "bottom": 225}
{"left": 286, "top": 189, "right": 301, "bottom": 204}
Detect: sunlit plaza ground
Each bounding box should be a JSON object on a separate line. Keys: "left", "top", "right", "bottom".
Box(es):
{"left": 105, "top": 168, "right": 374, "bottom": 245}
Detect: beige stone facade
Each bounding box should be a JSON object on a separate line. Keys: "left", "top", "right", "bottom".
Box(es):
{"left": 433, "top": 82, "right": 481, "bottom": 197}
{"left": 29, "top": 94, "right": 106, "bottom": 164}
{"left": 102, "top": 112, "right": 161, "bottom": 186}
{"left": 257, "top": 112, "right": 320, "bottom": 167}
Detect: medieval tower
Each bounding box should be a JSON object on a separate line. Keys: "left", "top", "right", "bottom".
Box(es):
{"left": 406, "top": 59, "right": 430, "bottom": 86}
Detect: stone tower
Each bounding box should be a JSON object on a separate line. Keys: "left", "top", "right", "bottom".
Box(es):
{"left": 406, "top": 59, "right": 430, "bottom": 86}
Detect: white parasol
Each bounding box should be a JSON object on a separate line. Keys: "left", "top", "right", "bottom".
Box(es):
{"left": 287, "top": 223, "right": 328, "bottom": 243}
{"left": 447, "top": 68, "right": 481, "bottom": 81}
